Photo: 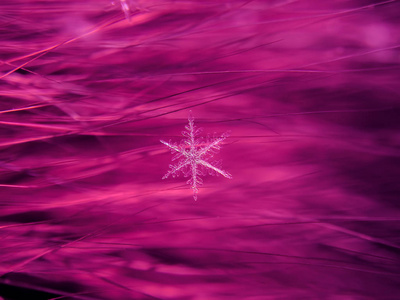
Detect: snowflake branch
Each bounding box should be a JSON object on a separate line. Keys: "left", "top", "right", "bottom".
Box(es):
{"left": 190, "top": 162, "right": 199, "bottom": 201}
{"left": 160, "top": 140, "right": 185, "bottom": 154}
{"left": 198, "top": 132, "right": 229, "bottom": 157}
{"left": 162, "top": 159, "right": 190, "bottom": 179}
{"left": 199, "top": 160, "right": 232, "bottom": 179}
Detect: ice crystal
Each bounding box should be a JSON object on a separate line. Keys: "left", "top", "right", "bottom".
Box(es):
{"left": 161, "top": 112, "right": 232, "bottom": 200}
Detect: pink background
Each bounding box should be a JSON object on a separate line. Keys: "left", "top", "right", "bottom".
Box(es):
{"left": 1, "top": 1, "right": 400, "bottom": 299}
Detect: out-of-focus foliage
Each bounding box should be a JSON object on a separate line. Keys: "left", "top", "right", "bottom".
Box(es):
{"left": 0, "top": 0, "right": 400, "bottom": 299}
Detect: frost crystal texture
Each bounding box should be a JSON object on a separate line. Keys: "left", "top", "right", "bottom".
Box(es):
{"left": 161, "top": 112, "right": 232, "bottom": 200}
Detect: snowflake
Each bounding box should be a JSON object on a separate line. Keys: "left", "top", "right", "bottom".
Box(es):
{"left": 160, "top": 111, "right": 232, "bottom": 200}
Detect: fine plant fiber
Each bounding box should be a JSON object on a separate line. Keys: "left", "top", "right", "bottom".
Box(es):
{"left": 1, "top": 0, "right": 400, "bottom": 299}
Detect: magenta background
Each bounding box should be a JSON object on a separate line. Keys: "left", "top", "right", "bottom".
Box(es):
{"left": 1, "top": 1, "right": 400, "bottom": 299}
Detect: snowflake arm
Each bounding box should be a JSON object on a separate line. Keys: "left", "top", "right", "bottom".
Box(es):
{"left": 198, "top": 132, "right": 230, "bottom": 157}
{"left": 160, "top": 139, "right": 185, "bottom": 155}
{"left": 198, "top": 159, "right": 232, "bottom": 179}
{"left": 188, "top": 161, "right": 202, "bottom": 201}
{"left": 162, "top": 158, "right": 190, "bottom": 179}
{"left": 160, "top": 111, "right": 232, "bottom": 200}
